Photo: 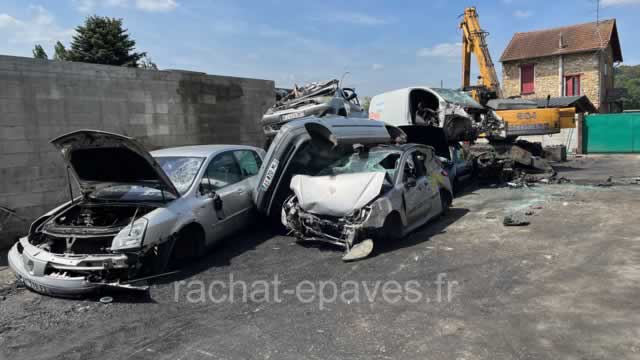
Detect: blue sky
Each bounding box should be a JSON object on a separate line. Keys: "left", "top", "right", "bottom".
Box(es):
{"left": 0, "top": 0, "right": 639, "bottom": 96}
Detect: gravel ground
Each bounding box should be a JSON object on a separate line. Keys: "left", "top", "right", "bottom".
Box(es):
{"left": 1, "top": 155, "right": 639, "bottom": 360}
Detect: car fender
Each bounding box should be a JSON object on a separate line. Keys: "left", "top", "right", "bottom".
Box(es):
{"left": 28, "top": 199, "right": 78, "bottom": 235}
{"left": 140, "top": 206, "right": 191, "bottom": 248}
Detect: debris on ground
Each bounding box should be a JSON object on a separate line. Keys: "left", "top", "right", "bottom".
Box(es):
{"left": 543, "top": 145, "right": 567, "bottom": 162}
{"left": 503, "top": 212, "right": 530, "bottom": 226}
{"left": 471, "top": 140, "right": 556, "bottom": 185}
{"left": 99, "top": 296, "right": 113, "bottom": 304}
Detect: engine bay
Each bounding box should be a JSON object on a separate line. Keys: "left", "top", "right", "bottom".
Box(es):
{"left": 30, "top": 203, "right": 155, "bottom": 255}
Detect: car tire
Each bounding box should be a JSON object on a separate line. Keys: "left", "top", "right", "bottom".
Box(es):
{"left": 170, "top": 225, "right": 205, "bottom": 268}
{"left": 380, "top": 213, "right": 403, "bottom": 242}
{"left": 440, "top": 189, "right": 452, "bottom": 216}
{"left": 142, "top": 240, "right": 174, "bottom": 275}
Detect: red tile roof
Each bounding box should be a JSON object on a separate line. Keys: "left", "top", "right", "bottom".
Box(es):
{"left": 500, "top": 19, "right": 622, "bottom": 62}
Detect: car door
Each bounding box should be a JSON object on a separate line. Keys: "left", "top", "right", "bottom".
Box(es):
{"left": 401, "top": 150, "right": 431, "bottom": 227}
{"left": 199, "top": 151, "right": 249, "bottom": 244}
{"left": 419, "top": 148, "right": 442, "bottom": 217}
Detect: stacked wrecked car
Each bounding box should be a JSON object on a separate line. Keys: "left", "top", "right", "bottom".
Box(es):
{"left": 261, "top": 79, "right": 367, "bottom": 141}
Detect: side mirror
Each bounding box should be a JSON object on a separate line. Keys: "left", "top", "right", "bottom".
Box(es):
{"left": 405, "top": 177, "right": 417, "bottom": 188}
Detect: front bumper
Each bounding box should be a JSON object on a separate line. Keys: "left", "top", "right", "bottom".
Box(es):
{"left": 284, "top": 206, "right": 373, "bottom": 249}
{"left": 8, "top": 237, "right": 130, "bottom": 297}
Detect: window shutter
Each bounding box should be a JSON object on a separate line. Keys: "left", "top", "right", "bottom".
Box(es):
{"left": 521, "top": 64, "right": 534, "bottom": 94}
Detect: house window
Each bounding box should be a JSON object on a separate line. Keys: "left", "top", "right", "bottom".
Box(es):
{"left": 565, "top": 75, "right": 581, "bottom": 96}
{"left": 520, "top": 64, "right": 535, "bottom": 94}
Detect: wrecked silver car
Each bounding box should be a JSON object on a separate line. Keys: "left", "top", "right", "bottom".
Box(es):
{"left": 8, "top": 130, "right": 264, "bottom": 296}
{"left": 282, "top": 144, "right": 452, "bottom": 260}
{"left": 261, "top": 79, "right": 367, "bottom": 140}
{"left": 253, "top": 115, "right": 452, "bottom": 261}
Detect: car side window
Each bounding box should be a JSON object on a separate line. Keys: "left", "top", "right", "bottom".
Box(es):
{"left": 233, "top": 150, "right": 262, "bottom": 178}
{"left": 202, "top": 152, "right": 243, "bottom": 191}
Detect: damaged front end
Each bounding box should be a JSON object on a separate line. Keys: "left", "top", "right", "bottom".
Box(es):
{"left": 8, "top": 130, "right": 182, "bottom": 296}
{"left": 281, "top": 171, "right": 391, "bottom": 261}
{"left": 8, "top": 202, "right": 156, "bottom": 296}
{"left": 282, "top": 196, "right": 373, "bottom": 250}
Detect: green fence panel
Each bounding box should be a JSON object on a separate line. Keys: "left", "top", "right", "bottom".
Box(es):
{"left": 584, "top": 113, "right": 640, "bottom": 153}
{"left": 634, "top": 115, "right": 640, "bottom": 152}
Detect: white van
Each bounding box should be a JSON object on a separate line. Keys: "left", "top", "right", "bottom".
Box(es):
{"left": 368, "top": 87, "right": 485, "bottom": 142}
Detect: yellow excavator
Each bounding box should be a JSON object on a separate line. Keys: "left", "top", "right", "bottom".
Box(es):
{"left": 459, "top": 7, "right": 575, "bottom": 139}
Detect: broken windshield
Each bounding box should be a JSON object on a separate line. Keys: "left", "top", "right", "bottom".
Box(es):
{"left": 431, "top": 88, "right": 484, "bottom": 109}
{"left": 155, "top": 157, "right": 205, "bottom": 195}
{"left": 316, "top": 149, "right": 401, "bottom": 180}
{"left": 88, "top": 156, "right": 204, "bottom": 201}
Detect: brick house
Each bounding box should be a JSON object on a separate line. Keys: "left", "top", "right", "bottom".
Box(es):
{"left": 500, "top": 19, "right": 622, "bottom": 113}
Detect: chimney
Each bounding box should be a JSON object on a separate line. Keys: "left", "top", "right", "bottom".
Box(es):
{"left": 559, "top": 33, "right": 567, "bottom": 49}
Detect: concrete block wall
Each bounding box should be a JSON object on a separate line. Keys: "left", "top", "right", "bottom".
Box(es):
{"left": 0, "top": 55, "right": 274, "bottom": 249}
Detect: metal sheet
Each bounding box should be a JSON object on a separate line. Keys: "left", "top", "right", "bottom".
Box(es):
{"left": 584, "top": 113, "right": 640, "bottom": 153}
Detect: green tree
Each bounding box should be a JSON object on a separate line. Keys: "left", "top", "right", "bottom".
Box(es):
{"left": 139, "top": 55, "right": 158, "bottom": 70}
{"left": 65, "top": 16, "right": 145, "bottom": 67}
{"left": 361, "top": 96, "right": 372, "bottom": 113}
{"left": 32, "top": 44, "right": 48, "bottom": 59}
{"left": 615, "top": 65, "right": 640, "bottom": 110}
{"left": 53, "top": 41, "right": 67, "bottom": 60}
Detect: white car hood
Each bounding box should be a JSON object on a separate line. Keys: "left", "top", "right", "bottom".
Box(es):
{"left": 290, "top": 172, "right": 386, "bottom": 217}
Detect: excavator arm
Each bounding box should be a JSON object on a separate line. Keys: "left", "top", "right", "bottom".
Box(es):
{"left": 460, "top": 7, "right": 502, "bottom": 102}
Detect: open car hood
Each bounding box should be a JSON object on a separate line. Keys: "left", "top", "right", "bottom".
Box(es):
{"left": 291, "top": 172, "right": 385, "bottom": 217}
{"left": 51, "top": 130, "right": 179, "bottom": 197}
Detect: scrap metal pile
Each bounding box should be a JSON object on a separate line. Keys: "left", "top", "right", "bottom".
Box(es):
{"left": 469, "top": 140, "right": 557, "bottom": 184}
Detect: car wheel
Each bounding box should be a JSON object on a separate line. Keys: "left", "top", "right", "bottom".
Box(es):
{"left": 380, "top": 213, "right": 402, "bottom": 242}
{"left": 170, "top": 225, "right": 205, "bottom": 268}
{"left": 141, "top": 240, "right": 174, "bottom": 275}
{"left": 440, "top": 189, "right": 452, "bottom": 216}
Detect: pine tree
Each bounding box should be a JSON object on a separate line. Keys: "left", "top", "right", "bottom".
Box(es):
{"left": 32, "top": 44, "right": 48, "bottom": 59}
{"left": 65, "top": 16, "right": 145, "bottom": 67}
{"left": 53, "top": 41, "right": 67, "bottom": 61}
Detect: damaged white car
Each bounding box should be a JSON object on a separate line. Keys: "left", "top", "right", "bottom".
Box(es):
{"left": 283, "top": 144, "right": 452, "bottom": 260}
{"left": 8, "top": 130, "right": 264, "bottom": 296}
{"left": 253, "top": 115, "right": 452, "bottom": 261}
{"left": 369, "top": 87, "right": 486, "bottom": 142}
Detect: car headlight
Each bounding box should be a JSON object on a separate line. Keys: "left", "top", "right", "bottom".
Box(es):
{"left": 111, "top": 218, "right": 148, "bottom": 250}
